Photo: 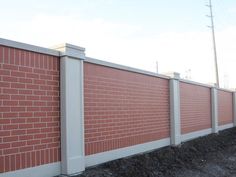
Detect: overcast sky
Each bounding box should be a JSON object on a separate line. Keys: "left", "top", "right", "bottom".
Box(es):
{"left": 1, "top": 0, "right": 236, "bottom": 88}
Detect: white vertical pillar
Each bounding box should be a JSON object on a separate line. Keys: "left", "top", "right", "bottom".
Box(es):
{"left": 53, "top": 44, "right": 85, "bottom": 175}
{"left": 167, "top": 72, "right": 181, "bottom": 146}
{"left": 233, "top": 92, "right": 236, "bottom": 126}
{"left": 211, "top": 87, "right": 218, "bottom": 133}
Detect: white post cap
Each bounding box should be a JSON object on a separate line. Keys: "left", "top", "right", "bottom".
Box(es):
{"left": 53, "top": 43, "right": 85, "bottom": 60}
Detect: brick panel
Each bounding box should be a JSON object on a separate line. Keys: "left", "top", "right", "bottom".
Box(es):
{"left": 0, "top": 46, "right": 60, "bottom": 173}
{"left": 218, "top": 90, "right": 233, "bottom": 125}
{"left": 84, "top": 62, "right": 170, "bottom": 155}
{"left": 180, "top": 82, "right": 211, "bottom": 134}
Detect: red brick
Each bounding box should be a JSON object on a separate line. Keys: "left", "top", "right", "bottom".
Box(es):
{"left": 41, "top": 75, "right": 53, "bottom": 80}
{"left": 34, "top": 144, "right": 47, "bottom": 150}
{"left": 218, "top": 90, "right": 233, "bottom": 125}
{"left": 11, "top": 83, "right": 25, "bottom": 89}
{"left": 34, "top": 133, "right": 46, "bottom": 139}
{"left": 26, "top": 84, "right": 39, "bottom": 90}
{"left": 10, "top": 155, "right": 16, "bottom": 171}
{"left": 47, "top": 142, "right": 59, "bottom": 148}
{"left": 11, "top": 95, "right": 25, "bottom": 100}
{"left": 40, "top": 150, "right": 45, "bottom": 164}
{"left": 0, "top": 69, "right": 10, "bottom": 76}
{"left": 11, "top": 107, "right": 25, "bottom": 112}
{"left": 26, "top": 107, "right": 40, "bottom": 112}
{"left": 26, "top": 140, "right": 40, "bottom": 146}
{"left": 34, "top": 79, "right": 45, "bottom": 85}
{"left": 16, "top": 154, "right": 20, "bottom": 170}
{"left": 40, "top": 85, "right": 52, "bottom": 90}
{"left": 11, "top": 71, "right": 25, "bottom": 77}
{"left": 0, "top": 81, "right": 10, "bottom": 88}
{"left": 180, "top": 82, "right": 211, "bottom": 134}
{"left": 21, "top": 153, "right": 26, "bottom": 169}
{"left": 25, "top": 52, "right": 30, "bottom": 66}
{"left": 34, "top": 123, "right": 46, "bottom": 128}
{"left": 3, "top": 148, "right": 18, "bottom": 155}
{"left": 3, "top": 124, "right": 18, "bottom": 130}
{"left": 33, "top": 68, "right": 45, "bottom": 74}
{"left": 19, "top": 101, "right": 32, "bottom": 106}
{"left": 18, "top": 78, "right": 32, "bottom": 84}
{"left": 19, "top": 146, "right": 33, "bottom": 153}
{"left": 0, "top": 107, "right": 11, "bottom": 112}
{"left": 3, "top": 88, "right": 18, "bottom": 94}
{"left": 45, "top": 149, "right": 49, "bottom": 164}
{"left": 19, "top": 66, "right": 32, "bottom": 73}
{"left": 2, "top": 76, "right": 17, "bottom": 82}
{"left": 3, "top": 136, "right": 18, "bottom": 142}
{"left": 0, "top": 119, "right": 10, "bottom": 124}
{"left": 0, "top": 47, "right": 60, "bottom": 172}
{"left": 34, "top": 112, "right": 46, "bottom": 117}
{"left": 9, "top": 48, "right": 15, "bottom": 65}
{"left": 11, "top": 129, "right": 26, "bottom": 135}
{"left": 19, "top": 112, "right": 33, "bottom": 117}
{"left": 3, "top": 113, "right": 18, "bottom": 118}
{"left": 26, "top": 152, "right": 31, "bottom": 167}
{"left": 33, "top": 101, "right": 46, "bottom": 106}
{"left": 31, "top": 151, "right": 36, "bottom": 167}
{"left": 12, "top": 141, "right": 26, "bottom": 147}
{"left": 36, "top": 151, "right": 40, "bottom": 166}
{"left": 27, "top": 118, "right": 40, "bottom": 123}
{"left": 19, "top": 90, "right": 32, "bottom": 95}
{"left": 47, "top": 80, "right": 58, "bottom": 86}
{"left": 3, "top": 101, "right": 18, "bottom": 106}
{"left": 27, "top": 129, "right": 40, "bottom": 134}
{"left": 19, "top": 124, "right": 33, "bottom": 129}
{"left": 26, "top": 73, "right": 39, "bottom": 79}
{"left": 0, "top": 143, "right": 11, "bottom": 149}
{"left": 0, "top": 46, "right": 3, "bottom": 63}
{"left": 3, "top": 64, "right": 18, "bottom": 71}
{"left": 5, "top": 156, "right": 10, "bottom": 172}
{"left": 26, "top": 95, "right": 39, "bottom": 100}
{"left": 84, "top": 63, "right": 170, "bottom": 155}
{"left": 41, "top": 128, "right": 52, "bottom": 133}
{"left": 0, "top": 156, "right": 4, "bottom": 172}
{"left": 0, "top": 94, "right": 10, "bottom": 100}
{"left": 11, "top": 118, "right": 26, "bottom": 124}
{"left": 33, "top": 90, "right": 46, "bottom": 96}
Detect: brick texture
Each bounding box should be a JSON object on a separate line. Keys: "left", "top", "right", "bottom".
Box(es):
{"left": 180, "top": 82, "right": 211, "bottom": 134}
{"left": 0, "top": 46, "right": 60, "bottom": 173}
{"left": 84, "top": 62, "right": 170, "bottom": 155}
{"left": 218, "top": 90, "right": 233, "bottom": 125}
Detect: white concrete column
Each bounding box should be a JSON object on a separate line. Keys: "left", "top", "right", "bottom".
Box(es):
{"left": 53, "top": 44, "right": 85, "bottom": 175}
{"left": 211, "top": 87, "right": 218, "bottom": 133}
{"left": 233, "top": 92, "right": 236, "bottom": 126}
{"left": 167, "top": 72, "right": 181, "bottom": 146}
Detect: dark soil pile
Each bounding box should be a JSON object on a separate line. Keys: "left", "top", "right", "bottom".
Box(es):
{"left": 77, "top": 128, "right": 236, "bottom": 177}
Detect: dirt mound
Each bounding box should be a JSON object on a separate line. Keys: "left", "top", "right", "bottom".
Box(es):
{"left": 78, "top": 128, "right": 236, "bottom": 177}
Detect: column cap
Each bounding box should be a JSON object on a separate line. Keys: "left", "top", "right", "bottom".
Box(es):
{"left": 163, "top": 72, "right": 180, "bottom": 79}
{"left": 52, "top": 43, "right": 85, "bottom": 60}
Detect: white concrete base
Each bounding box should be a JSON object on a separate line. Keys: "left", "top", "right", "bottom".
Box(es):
{"left": 85, "top": 138, "right": 170, "bottom": 167}
{"left": 218, "top": 123, "right": 234, "bottom": 131}
{"left": 181, "top": 128, "right": 212, "bottom": 142}
{"left": 0, "top": 162, "right": 60, "bottom": 177}
{"left": 63, "top": 156, "right": 85, "bottom": 175}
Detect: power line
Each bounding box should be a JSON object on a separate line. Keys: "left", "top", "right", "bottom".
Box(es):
{"left": 206, "top": 0, "right": 219, "bottom": 87}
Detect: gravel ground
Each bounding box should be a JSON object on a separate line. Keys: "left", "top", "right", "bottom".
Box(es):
{"left": 74, "top": 127, "right": 236, "bottom": 177}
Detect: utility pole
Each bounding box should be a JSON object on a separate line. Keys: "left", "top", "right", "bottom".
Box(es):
{"left": 156, "top": 61, "right": 159, "bottom": 73}
{"left": 206, "top": 0, "right": 219, "bottom": 87}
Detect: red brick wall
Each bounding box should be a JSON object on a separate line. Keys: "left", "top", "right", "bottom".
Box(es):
{"left": 180, "top": 82, "right": 211, "bottom": 134}
{"left": 0, "top": 46, "right": 60, "bottom": 173}
{"left": 84, "top": 62, "right": 170, "bottom": 155}
{"left": 218, "top": 90, "right": 233, "bottom": 125}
